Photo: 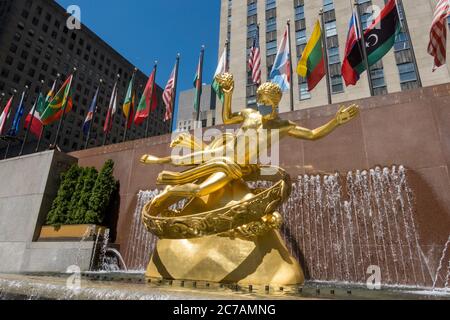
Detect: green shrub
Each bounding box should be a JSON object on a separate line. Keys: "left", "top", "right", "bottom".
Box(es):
{"left": 45, "top": 160, "right": 117, "bottom": 227}
{"left": 46, "top": 164, "right": 82, "bottom": 227}
{"left": 85, "top": 160, "right": 117, "bottom": 224}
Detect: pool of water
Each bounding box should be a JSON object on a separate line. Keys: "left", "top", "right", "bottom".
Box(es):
{"left": 0, "top": 273, "right": 449, "bottom": 300}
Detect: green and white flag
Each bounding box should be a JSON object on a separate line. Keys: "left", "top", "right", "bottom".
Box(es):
{"left": 212, "top": 48, "right": 227, "bottom": 102}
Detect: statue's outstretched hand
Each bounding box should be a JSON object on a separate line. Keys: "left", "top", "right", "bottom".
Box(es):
{"left": 336, "top": 104, "right": 359, "bottom": 125}
{"left": 215, "top": 73, "right": 234, "bottom": 93}
{"left": 140, "top": 154, "right": 171, "bottom": 165}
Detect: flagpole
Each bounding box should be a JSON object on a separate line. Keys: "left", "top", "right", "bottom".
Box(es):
{"left": 37, "top": 74, "right": 60, "bottom": 153}
{"left": 225, "top": 39, "right": 230, "bottom": 72}
{"left": 104, "top": 74, "right": 120, "bottom": 146}
{"left": 287, "top": 20, "right": 295, "bottom": 112}
{"left": 354, "top": 1, "right": 375, "bottom": 96}
{"left": 171, "top": 54, "right": 181, "bottom": 133}
{"left": 319, "top": 10, "right": 333, "bottom": 105}
{"left": 3, "top": 89, "right": 17, "bottom": 160}
{"left": 196, "top": 46, "right": 205, "bottom": 125}
{"left": 52, "top": 68, "right": 76, "bottom": 149}
{"left": 84, "top": 79, "right": 102, "bottom": 150}
{"left": 20, "top": 80, "right": 44, "bottom": 156}
{"left": 395, "top": 0, "right": 422, "bottom": 87}
{"left": 145, "top": 62, "right": 158, "bottom": 138}
{"left": 123, "top": 68, "right": 137, "bottom": 143}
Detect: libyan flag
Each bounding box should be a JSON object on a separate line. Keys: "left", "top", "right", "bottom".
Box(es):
{"left": 342, "top": 0, "right": 401, "bottom": 86}
{"left": 40, "top": 75, "right": 74, "bottom": 126}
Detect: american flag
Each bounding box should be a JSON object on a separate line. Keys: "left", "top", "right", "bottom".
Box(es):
{"left": 428, "top": 0, "right": 450, "bottom": 71}
{"left": 248, "top": 26, "right": 261, "bottom": 86}
{"left": 163, "top": 64, "right": 177, "bottom": 122}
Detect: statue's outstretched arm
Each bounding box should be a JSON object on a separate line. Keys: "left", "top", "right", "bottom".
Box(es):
{"left": 288, "top": 104, "right": 359, "bottom": 141}
{"left": 215, "top": 74, "right": 244, "bottom": 125}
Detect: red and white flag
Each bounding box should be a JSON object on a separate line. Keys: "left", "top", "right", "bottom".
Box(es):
{"left": 103, "top": 81, "right": 118, "bottom": 134}
{"left": 163, "top": 64, "right": 177, "bottom": 122}
{"left": 248, "top": 26, "right": 261, "bottom": 85}
{"left": 0, "top": 96, "right": 13, "bottom": 135}
{"left": 428, "top": 0, "right": 450, "bottom": 71}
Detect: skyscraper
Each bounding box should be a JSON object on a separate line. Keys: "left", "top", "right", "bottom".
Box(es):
{"left": 217, "top": 0, "right": 450, "bottom": 122}
{"left": 0, "top": 0, "right": 170, "bottom": 156}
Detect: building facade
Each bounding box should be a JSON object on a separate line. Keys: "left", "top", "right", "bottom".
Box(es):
{"left": 176, "top": 84, "right": 217, "bottom": 131}
{"left": 217, "top": 0, "right": 450, "bottom": 121}
{"left": 0, "top": 0, "right": 170, "bottom": 156}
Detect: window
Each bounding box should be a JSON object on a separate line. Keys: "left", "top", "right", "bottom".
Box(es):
{"left": 394, "top": 32, "right": 409, "bottom": 52}
{"left": 398, "top": 63, "right": 417, "bottom": 83}
{"left": 266, "top": 40, "right": 277, "bottom": 56}
{"left": 266, "top": 17, "right": 276, "bottom": 32}
{"left": 328, "top": 47, "right": 340, "bottom": 64}
{"left": 331, "top": 76, "right": 343, "bottom": 93}
{"left": 266, "top": 0, "right": 276, "bottom": 10}
{"left": 295, "top": 5, "right": 304, "bottom": 21}
{"left": 323, "top": 0, "right": 334, "bottom": 12}
{"left": 296, "top": 29, "right": 306, "bottom": 46}
{"left": 248, "top": 2, "right": 257, "bottom": 16}
{"left": 325, "top": 21, "right": 337, "bottom": 37}
{"left": 371, "top": 69, "right": 386, "bottom": 88}
{"left": 299, "top": 83, "right": 311, "bottom": 100}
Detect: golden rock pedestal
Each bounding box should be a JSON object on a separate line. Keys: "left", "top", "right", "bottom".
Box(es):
{"left": 146, "top": 229, "right": 304, "bottom": 286}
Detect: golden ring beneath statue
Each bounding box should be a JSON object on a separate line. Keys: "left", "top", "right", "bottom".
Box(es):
{"left": 142, "top": 166, "right": 291, "bottom": 240}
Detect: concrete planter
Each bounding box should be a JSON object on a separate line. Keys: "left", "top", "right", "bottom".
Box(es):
{"left": 38, "top": 225, "right": 107, "bottom": 242}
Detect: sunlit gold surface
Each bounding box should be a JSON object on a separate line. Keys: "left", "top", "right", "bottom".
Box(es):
{"left": 140, "top": 73, "right": 359, "bottom": 286}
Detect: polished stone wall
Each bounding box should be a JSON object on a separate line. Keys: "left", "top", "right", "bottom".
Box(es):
{"left": 70, "top": 83, "right": 450, "bottom": 286}
{"left": 0, "top": 151, "right": 95, "bottom": 273}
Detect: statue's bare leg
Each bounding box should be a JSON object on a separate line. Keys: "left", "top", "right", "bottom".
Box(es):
{"left": 151, "top": 172, "right": 233, "bottom": 210}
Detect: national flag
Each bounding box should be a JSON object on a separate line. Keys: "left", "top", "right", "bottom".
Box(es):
{"left": 0, "top": 96, "right": 13, "bottom": 135}
{"left": 269, "top": 25, "right": 291, "bottom": 91}
{"left": 24, "top": 93, "right": 45, "bottom": 138}
{"left": 83, "top": 87, "right": 99, "bottom": 136}
{"left": 123, "top": 73, "right": 135, "bottom": 129}
{"left": 163, "top": 63, "right": 177, "bottom": 122}
{"left": 104, "top": 82, "right": 118, "bottom": 134}
{"left": 297, "top": 20, "right": 326, "bottom": 91}
{"left": 45, "top": 80, "right": 57, "bottom": 106}
{"left": 342, "top": 0, "right": 401, "bottom": 86}
{"left": 428, "top": 0, "right": 450, "bottom": 71}
{"left": 7, "top": 91, "right": 26, "bottom": 136}
{"left": 248, "top": 27, "right": 262, "bottom": 86}
{"left": 40, "top": 74, "right": 74, "bottom": 125}
{"left": 134, "top": 68, "right": 158, "bottom": 126}
{"left": 212, "top": 48, "right": 228, "bottom": 102}
{"left": 193, "top": 51, "right": 204, "bottom": 112}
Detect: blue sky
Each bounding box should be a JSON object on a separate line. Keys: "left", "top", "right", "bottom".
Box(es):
{"left": 56, "top": 0, "right": 221, "bottom": 92}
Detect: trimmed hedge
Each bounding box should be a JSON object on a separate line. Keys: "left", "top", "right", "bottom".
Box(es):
{"left": 45, "top": 160, "right": 117, "bottom": 227}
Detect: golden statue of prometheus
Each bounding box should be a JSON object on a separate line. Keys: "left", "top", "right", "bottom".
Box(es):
{"left": 140, "top": 73, "right": 359, "bottom": 287}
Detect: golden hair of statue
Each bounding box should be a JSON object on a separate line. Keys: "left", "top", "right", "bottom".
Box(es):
{"left": 140, "top": 73, "right": 359, "bottom": 288}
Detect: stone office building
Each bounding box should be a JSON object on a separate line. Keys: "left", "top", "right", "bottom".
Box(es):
{"left": 217, "top": 0, "right": 450, "bottom": 121}
{"left": 0, "top": 0, "right": 170, "bottom": 156}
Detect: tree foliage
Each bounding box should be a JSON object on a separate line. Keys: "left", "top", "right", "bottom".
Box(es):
{"left": 46, "top": 164, "right": 81, "bottom": 227}
{"left": 45, "top": 160, "right": 117, "bottom": 227}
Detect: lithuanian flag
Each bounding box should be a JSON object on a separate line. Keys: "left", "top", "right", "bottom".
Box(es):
{"left": 297, "top": 20, "right": 326, "bottom": 91}
{"left": 41, "top": 74, "right": 74, "bottom": 126}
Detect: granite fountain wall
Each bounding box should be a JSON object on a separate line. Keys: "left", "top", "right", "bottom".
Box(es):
{"left": 70, "top": 83, "right": 450, "bottom": 287}
{"left": 0, "top": 150, "right": 96, "bottom": 273}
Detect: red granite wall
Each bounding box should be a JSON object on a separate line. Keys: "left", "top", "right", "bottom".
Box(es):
{"left": 70, "top": 83, "right": 450, "bottom": 286}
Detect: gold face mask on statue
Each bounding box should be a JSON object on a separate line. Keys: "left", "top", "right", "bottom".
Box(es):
{"left": 140, "top": 73, "right": 359, "bottom": 288}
